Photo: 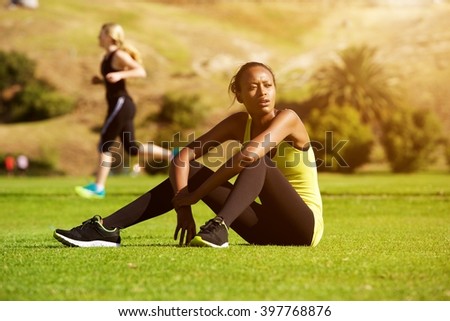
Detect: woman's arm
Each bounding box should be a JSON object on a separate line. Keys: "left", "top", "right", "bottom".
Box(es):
{"left": 173, "top": 109, "right": 305, "bottom": 207}
{"left": 169, "top": 112, "right": 247, "bottom": 196}
{"left": 169, "top": 112, "right": 246, "bottom": 245}
{"left": 106, "top": 50, "right": 147, "bottom": 82}
{"left": 91, "top": 75, "right": 103, "bottom": 85}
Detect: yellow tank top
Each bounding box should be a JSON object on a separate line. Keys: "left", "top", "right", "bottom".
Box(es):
{"left": 244, "top": 117, "right": 324, "bottom": 246}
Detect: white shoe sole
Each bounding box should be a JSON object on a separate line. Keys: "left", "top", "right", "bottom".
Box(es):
{"left": 54, "top": 231, "right": 120, "bottom": 248}
{"left": 189, "top": 236, "right": 228, "bottom": 248}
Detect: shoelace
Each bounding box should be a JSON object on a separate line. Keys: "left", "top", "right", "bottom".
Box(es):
{"left": 199, "top": 217, "right": 224, "bottom": 233}
{"left": 77, "top": 215, "right": 101, "bottom": 230}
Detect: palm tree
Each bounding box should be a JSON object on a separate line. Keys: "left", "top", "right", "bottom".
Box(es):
{"left": 312, "top": 45, "right": 398, "bottom": 124}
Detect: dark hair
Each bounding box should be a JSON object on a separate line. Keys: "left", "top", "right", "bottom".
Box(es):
{"left": 228, "top": 62, "right": 276, "bottom": 100}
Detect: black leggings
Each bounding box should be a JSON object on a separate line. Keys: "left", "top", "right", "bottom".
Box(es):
{"left": 103, "top": 157, "right": 315, "bottom": 245}
{"left": 99, "top": 95, "right": 139, "bottom": 156}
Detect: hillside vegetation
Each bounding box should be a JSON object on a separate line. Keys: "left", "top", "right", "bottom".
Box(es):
{"left": 1, "top": 0, "right": 449, "bottom": 175}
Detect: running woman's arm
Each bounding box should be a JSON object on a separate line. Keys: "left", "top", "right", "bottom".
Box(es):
{"left": 91, "top": 75, "right": 103, "bottom": 84}
{"left": 105, "top": 50, "right": 146, "bottom": 83}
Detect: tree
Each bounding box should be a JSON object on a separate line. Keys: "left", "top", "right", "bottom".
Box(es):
{"left": 381, "top": 106, "right": 442, "bottom": 173}
{"left": 306, "top": 104, "right": 374, "bottom": 173}
{"left": 312, "top": 45, "right": 398, "bottom": 125}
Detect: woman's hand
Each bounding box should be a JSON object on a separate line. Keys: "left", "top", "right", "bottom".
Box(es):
{"left": 91, "top": 75, "right": 103, "bottom": 85}
{"left": 172, "top": 189, "right": 200, "bottom": 246}
{"left": 172, "top": 189, "right": 200, "bottom": 209}
{"left": 173, "top": 206, "right": 196, "bottom": 246}
{"left": 105, "top": 72, "right": 122, "bottom": 83}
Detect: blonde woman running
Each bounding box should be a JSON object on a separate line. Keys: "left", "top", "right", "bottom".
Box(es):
{"left": 76, "top": 23, "right": 172, "bottom": 199}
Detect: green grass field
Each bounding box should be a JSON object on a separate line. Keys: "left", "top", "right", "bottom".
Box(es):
{"left": 0, "top": 173, "right": 449, "bottom": 301}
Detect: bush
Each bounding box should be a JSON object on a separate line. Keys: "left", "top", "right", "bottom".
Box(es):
{"left": 0, "top": 50, "right": 74, "bottom": 123}
{"left": 151, "top": 91, "right": 208, "bottom": 158}
{"left": 0, "top": 51, "right": 35, "bottom": 91}
{"left": 142, "top": 92, "right": 208, "bottom": 175}
{"left": 381, "top": 106, "right": 443, "bottom": 173}
{"left": 156, "top": 92, "right": 207, "bottom": 129}
{"left": 6, "top": 80, "right": 74, "bottom": 122}
{"left": 306, "top": 104, "right": 374, "bottom": 173}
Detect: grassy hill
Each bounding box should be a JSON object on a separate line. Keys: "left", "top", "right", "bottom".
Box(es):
{"left": 1, "top": 0, "right": 449, "bottom": 175}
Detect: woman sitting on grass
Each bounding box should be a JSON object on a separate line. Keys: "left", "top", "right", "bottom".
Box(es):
{"left": 54, "top": 62, "right": 323, "bottom": 248}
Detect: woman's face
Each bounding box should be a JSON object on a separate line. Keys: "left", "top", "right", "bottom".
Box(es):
{"left": 98, "top": 28, "right": 111, "bottom": 48}
{"left": 236, "top": 66, "right": 276, "bottom": 116}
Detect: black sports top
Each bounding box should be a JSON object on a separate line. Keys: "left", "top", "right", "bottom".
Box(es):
{"left": 101, "top": 50, "right": 128, "bottom": 102}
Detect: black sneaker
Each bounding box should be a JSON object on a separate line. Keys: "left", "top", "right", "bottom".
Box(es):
{"left": 189, "top": 216, "right": 229, "bottom": 248}
{"left": 53, "top": 215, "right": 120, "bottom": 247}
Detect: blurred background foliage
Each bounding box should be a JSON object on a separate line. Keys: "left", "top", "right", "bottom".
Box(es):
{"left": 0, "top": 51, "right": 74, "bottom": 123}
{"left": 0, "top": 0, "right": 449, "bottom": 175}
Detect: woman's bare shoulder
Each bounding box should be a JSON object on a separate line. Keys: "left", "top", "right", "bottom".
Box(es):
{"left": 276, "top": 108, "right": 310, "bottom": 146}
{"left": 218, "top": 111, "right": 248, "bottom": 127}
{"left": 276, "top": 108, "right": 301, "bottom": 120}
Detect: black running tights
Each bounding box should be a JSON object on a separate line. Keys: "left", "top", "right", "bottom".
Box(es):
{"left": 103, "top": 157, "right": 315, "bottom": 245}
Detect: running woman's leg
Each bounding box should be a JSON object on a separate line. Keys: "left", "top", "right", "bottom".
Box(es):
{"left": 96, "top": 96, "right": 129, "bottom": 189}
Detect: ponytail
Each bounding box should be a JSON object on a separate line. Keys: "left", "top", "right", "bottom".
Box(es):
{"left": 101, "top": 23, "right": 143, "bottom": 64}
